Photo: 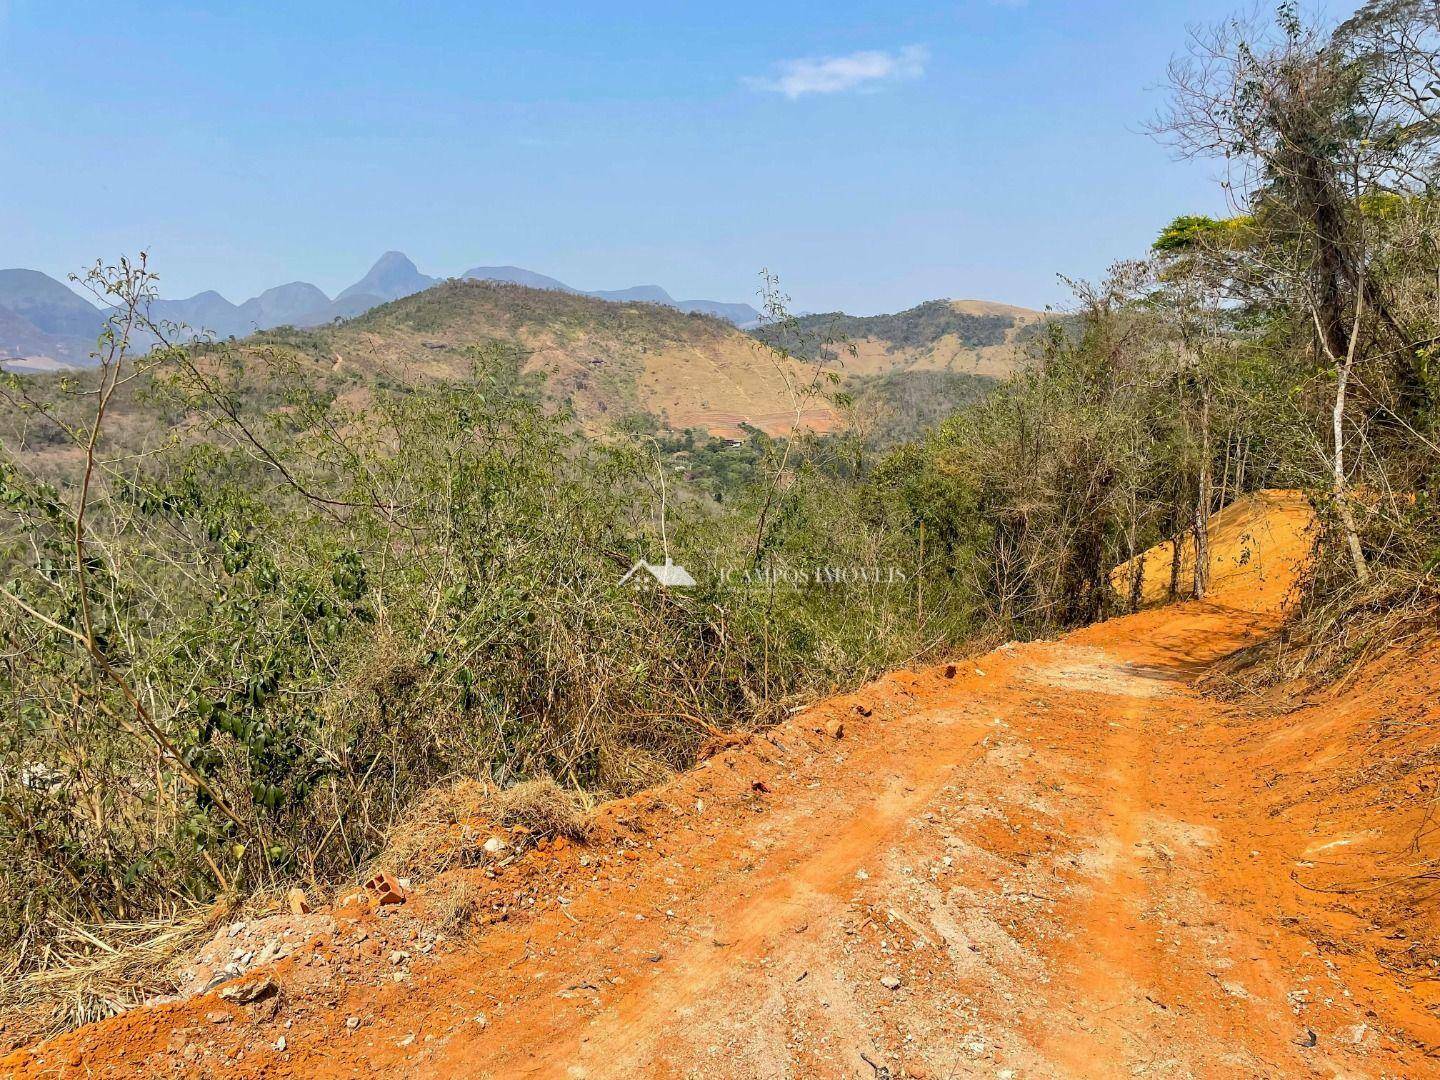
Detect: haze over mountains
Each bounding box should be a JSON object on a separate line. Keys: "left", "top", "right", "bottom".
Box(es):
{"left": 0, "top": 268, "right": 119, "bottom": 368}
{"left": 231, "top": 281, "right": 1042, "bottom": 437}
{"left": 0, "top": 252, "right": 766, "bottom": 368}
{"left": 0, "top": 254, "right": 1047, "bottom": 438}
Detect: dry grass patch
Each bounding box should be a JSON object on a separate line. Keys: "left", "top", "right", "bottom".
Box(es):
{"left": 373, "top": 776, "right": 593, "bottom": 883}
{"left": 494, "top": 778, "right": 593, "bottom": 844}
{"left": 422, "top": 875, "right": 485, "bottom": 931}
{"left": 0, "top": 905, "right": 222, "bottom": 1048}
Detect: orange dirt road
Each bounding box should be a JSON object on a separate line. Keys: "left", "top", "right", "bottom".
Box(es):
{"left": 9, "top": 491, "right": 1440, "bottom": 1077}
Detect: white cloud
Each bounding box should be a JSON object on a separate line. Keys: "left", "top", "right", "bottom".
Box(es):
{"left": 745, "top": 45, "right": 929, "bottom": 100}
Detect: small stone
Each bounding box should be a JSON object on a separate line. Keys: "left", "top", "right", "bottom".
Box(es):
{"left": 1294, "top": 1028, "right": 1317, "bottom": 1048}
{"left": 483, "top": 836, "right": 509, "bottom": 856}
{"left": 206, "top": 1011, "right": 232, "bottom": 1025}
{"left": 880, "top": 975, "right": 902, "bottom": 990}
{"left": 855, "top": 869, "right": 870, "bottom": 881}
{"left": 825, "top": 718, "right": 845, "bottom": 739}
{"left": 389, "top": 950, "right": 408, "bottom": 966}
{"left": 287, "top": 887, "right": 311, "bottom": 915}
{"left": 345, "top": 1016, "right": 360, "bottom": 1030}
{"left": 473, "top": 1013, "right": 488, "bottom": 1028}
{"left": 275, "top": 1036, "right": 287, "bottom": 1052}
{"left": 248, "top": 994, "right": 282, "bottom": 1022}
{"left": 943, "top": 664, "right": 958, "bottom": 678}
{"left": 219, "top": 977, "right": 275, "bottom": 1004}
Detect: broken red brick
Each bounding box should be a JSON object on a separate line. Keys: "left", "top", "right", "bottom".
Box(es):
{"left": 362, "top": 871, "right": 407, "bottom": 906}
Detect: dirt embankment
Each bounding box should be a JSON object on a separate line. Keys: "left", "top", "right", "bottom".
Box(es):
{"left": 8, "top": 491, "right": 1440, "bottom": 1078}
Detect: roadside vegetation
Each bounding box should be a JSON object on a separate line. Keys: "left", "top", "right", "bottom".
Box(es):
{"left": 0, "top": 0, "right": 1436, "bottom": 1039}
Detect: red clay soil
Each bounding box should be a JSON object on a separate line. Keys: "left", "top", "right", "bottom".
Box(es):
{"left": 8, "top": 491, "right": 1440, "bottom": 1078}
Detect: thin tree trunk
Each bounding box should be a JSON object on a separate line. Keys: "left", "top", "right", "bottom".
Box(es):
{"left": 1128, "top": 544, "right": 1145, "bottom": 612}
{"left": 1193, "top": 391, "right": 1213, "bottom": 600}
{"left": 1332, "top": 339, "right": 1370, "bottom": 582}
{"left": 1218, "top": 426, "right": 1234, "bottom": 507}
{"left": 1312, "top": 294, "right": 1370, "bottom": 583}
{"left": 1192, "top": 515, "right": 1209, "bottom": 599}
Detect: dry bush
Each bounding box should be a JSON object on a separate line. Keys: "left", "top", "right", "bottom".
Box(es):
{"left": 371, "top": 775, "right": 592, "bottom": 885}
{"left": 0, "top": 906, "right": 220, "bottom": 1048}
{"left": 495, "top": 778, "right": 593, "bottom": 843}
{"left": 369, "top": 778, "right": 497, "bottom": 880}
{"left": 596, "top": 742, "right": 679, "bottom": 796}
{"left": 1287, "top": 565, "right": 1440, "bottom": 686}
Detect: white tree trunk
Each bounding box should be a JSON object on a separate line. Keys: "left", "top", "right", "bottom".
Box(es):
{"left": 1332, "top": 347, "right": 1370, "bottom": 582}
{"left": 1310, "top": 292, "right": 1370, "bottom": 584}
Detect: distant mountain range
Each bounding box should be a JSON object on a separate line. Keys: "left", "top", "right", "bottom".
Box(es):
{"left": 0, "top": 269, "right": 114, "bottom": 368}
{"left": 2, "top": 262, "right": 1048, "bottom": 437}
{"left": 0, "top": 252, "right": 765, "bottom": 369}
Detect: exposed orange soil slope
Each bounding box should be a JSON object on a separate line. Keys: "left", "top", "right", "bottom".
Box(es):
{"left": 10, "top": 491, "right": 1440, "bottom": 1078}
{"left": 1114, "top": 489, "right": 1307, "bottom": 607}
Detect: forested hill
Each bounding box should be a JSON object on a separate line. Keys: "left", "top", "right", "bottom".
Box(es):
{"left": 749, "top": 297, "right": 1046, "bottom": 378}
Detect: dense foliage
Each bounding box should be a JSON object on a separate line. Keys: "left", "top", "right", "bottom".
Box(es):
{"left": 0, "top": 296, "right": 972, "bottom": 1019}
{"left": 749, "top": 300, "right": 1013, "bottom": 360}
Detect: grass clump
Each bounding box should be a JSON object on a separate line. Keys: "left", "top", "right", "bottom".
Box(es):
{"left": 495, "top": 778, "right": 593, "bottom": 844}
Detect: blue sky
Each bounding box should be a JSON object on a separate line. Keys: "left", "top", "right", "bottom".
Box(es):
{"left": 1, "top": 1, "right": 1242, "bottom": 314}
